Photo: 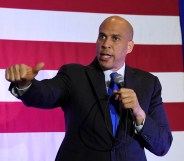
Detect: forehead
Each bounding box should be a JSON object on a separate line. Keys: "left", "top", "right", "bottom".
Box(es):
{"left": 99, "top": 19, "right": 128, "bottom": 36}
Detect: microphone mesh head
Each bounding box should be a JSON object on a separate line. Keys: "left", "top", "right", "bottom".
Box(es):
{"left": 114, "top": 73, "right": 124, "bottom": 84}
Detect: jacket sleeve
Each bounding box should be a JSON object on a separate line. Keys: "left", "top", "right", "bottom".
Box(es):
{"left": 139, "top": 76, "right": 173, "bottom": 156}
{"left": 8, "top": 65, "right": 71, "bottom": 109}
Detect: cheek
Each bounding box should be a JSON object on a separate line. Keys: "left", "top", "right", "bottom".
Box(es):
{"left": 114, "top": 49, "right": 128, "bottom": 62}
{"left": 115, "top": 47, "right": 126, "bottom": 56}
{"left": 118, "top": 45, "right": 129, "bottom": 55}
{"left": 96, "top": 43, "right": 101, "bottom": 52}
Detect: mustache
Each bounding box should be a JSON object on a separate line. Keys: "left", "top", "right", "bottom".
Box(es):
{"left": 100, "top": 50, "right": 111, "bottom": 55}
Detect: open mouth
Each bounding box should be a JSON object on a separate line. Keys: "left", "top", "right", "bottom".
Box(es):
{"left": 99, "top": 53, "right": 112, "bottom": 61}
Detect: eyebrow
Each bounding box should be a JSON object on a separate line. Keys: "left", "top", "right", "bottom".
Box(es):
{"left": 99, "top": 32, "right": 121, "bottom": 37}
{"left": 98, "top": 32, "right": 106, "bottom": 35}
{"left": 112, "top": 34, "right": 121, "bottom": 37}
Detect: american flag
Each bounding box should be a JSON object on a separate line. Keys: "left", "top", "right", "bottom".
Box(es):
{"left": 0, "top": 0, "right": 183, "bottom": 161}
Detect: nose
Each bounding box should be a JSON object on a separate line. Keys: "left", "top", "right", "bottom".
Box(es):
{"left": 102, "top": 38, "right": 111, "bottom": 49}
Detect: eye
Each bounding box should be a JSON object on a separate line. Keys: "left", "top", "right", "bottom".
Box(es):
{"left": 98, "top": 33, "right": 106, "bottom": 40}
{"left": 112, "top": 35, "right": 120, "bottom": 41}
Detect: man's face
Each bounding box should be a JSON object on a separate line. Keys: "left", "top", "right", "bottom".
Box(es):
{"left": 96, "top": 18, "right": 133, "bottom": 71}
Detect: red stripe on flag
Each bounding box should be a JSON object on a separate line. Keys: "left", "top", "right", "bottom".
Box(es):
{"left": 126, "top": 45, "right": 184, "bottom": 72}
{"left": 165, "top": 103, "right": 184, "bottom": 131}
{"left": 1, "top": 40, "right": 183, "bottom": 72}
{"left": 0, "top": 102, "right": 183, "bottom": 132}
{"left": 0, "top": 102, "right": 65, "bottom": 133}
{"left": 0, "top": 0, "right": 179, "bottom": 16}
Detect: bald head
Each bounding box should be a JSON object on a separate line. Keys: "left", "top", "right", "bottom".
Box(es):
{"left": 96, "top": 15, "right": 135, "bottom": 71}
{"left": 99, "top": 16, "right": 134, "bottom": 40}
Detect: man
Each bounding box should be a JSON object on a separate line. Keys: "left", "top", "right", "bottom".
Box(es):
{"left": 5, "top": 16, "right": 173, "bottom": 161}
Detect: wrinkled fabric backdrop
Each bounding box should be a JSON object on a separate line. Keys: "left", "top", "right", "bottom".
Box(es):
{"left": 0, "top": 0, "right": 183, "bottom": 161}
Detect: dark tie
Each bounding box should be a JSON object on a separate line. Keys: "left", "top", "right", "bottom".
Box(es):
{"left": 108, "top": 72, "right": 119, "bottom": 136}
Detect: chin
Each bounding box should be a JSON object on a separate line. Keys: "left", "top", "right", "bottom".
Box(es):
{"left": 100, "top": 64, "right": 112, "bottom": 71}
{"left": 98, "top": 59, "right": 113, "bottom": 70}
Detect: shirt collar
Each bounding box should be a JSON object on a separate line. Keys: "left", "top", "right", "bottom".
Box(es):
{"left": 104, "top": 64, "right": 126, "bottom": 86}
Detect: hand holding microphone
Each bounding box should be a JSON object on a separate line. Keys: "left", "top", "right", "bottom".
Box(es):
{"left": 113, "top": 73, "right": 146, "bottom": 125}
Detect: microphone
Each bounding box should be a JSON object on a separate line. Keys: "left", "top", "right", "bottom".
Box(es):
{"left": 113, "top": 73, "right": 124, "bottom": 88}
{"left": 114, "top": 73, "right": 134, "bottom": 119}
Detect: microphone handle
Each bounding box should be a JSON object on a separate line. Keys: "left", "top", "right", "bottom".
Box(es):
{"left": 117, "top": 82, "right": 124, "bottom": 89}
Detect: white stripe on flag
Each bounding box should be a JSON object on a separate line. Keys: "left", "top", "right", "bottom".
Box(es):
{"left": 0, "top": 132, "right": 64, "bottom": 161}
{"left": 0, "top": 8, "right": 181, "bottom": 44}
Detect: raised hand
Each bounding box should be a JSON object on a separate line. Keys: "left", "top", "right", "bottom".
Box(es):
{"left": 5, "top": 62, "right": 44, "bottom": 88}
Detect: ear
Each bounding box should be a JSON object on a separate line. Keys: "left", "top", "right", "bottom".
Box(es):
{"left": 127, "top": 40, "right": 134, "bottom": 54}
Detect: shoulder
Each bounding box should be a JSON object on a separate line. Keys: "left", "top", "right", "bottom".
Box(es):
{"left": 126, "top": 65, "right": 163, "bottom": 94}
{"left": 57, "top": 58, "right": 101, "bottom": 74}
{"left": 126, "top": 65, "right": 161, "bottom": 87}
{"left": 126, "top": 65, "right": 156, "bottom": 78}
{"left": 58, "top": 63, "right": 85, "bottom": 72}
{"left": 56, "top": 63, "right": 92, "bottom": 78}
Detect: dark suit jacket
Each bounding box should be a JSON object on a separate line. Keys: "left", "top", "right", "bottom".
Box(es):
{"left": 13, "top": 58, "right": 173, "bottom": 161}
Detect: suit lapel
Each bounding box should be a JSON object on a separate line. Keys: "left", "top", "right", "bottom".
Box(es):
{"left": 86, "top": 68, "right": 107, "bottom": 102}
{"left": 124, "top": 65, "right": 138, "bottom": 90}
{"left": 85, "top": 59, "right": 113, "bottom": 135}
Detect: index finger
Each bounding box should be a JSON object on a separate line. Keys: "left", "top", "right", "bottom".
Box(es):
{"left": 5, "top": 68, "right": 10, "bottom": 80}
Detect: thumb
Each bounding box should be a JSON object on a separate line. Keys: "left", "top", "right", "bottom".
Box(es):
{"left": 33, "top": 62, "right": 45, "bottom": 74}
